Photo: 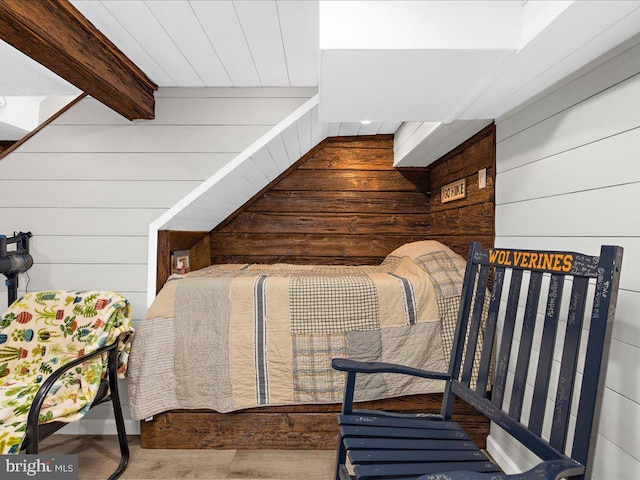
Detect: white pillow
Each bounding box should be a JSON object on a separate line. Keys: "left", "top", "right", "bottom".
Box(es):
{"left": 387, "top": 240, "right": 452, "bottom": 260}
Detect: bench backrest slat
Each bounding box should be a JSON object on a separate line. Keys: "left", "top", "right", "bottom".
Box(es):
{"left": 460, "top": 264, "right": 490, "bottom": 387}
{"left": 440, "top": 247, "right": 478, "bottom": 417}
{"left": 550, "top": 275, "right": 589, "bottom": 451}
{"left": 510, "top": 271, "right": 543, "bottom": 422}
{"left": 573, "top": 245, "right": 623, "bottom": 469}
{"left": 474, "top": 266, "right": 505, "bottom": 396}
{"left": 529, "top": 273, "right": 565, "bottom": 436}
{"left": 442, "top": 242, "right": 623, "bottom": 478}
{"left": 491, "top": 268, "right": 523, "bottom": 408}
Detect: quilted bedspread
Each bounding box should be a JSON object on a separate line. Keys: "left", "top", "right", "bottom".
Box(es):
{"left": 128, "top": 241, "right": 471, "bottom": 419}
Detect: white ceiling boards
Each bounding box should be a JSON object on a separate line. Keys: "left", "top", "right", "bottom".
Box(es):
{"left": 318, "top": 1, "right": 640, "bottom": 124}
{"left": 3, "top": 1, "right": 640, "bottom": 165}
{"left": 70, "top": 0, "right": 319, "bottom": 88}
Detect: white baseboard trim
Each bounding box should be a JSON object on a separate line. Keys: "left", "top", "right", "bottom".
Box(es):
{"left": 486, "top": 434, "right": 522, "bottom": 474}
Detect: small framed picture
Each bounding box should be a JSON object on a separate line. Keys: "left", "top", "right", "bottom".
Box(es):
{"left": 172, "top": 250, "right": 190, "bottom": 274}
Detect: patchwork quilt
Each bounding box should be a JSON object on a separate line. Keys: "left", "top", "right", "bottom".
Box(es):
{"left": 0, "top": 291, "right": 133, "bottom": 454}
{"left": 128, "top": 241, "right": 476, "bottom": 419}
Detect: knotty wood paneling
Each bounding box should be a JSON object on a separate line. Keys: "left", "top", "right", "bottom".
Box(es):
{"left": 208, "top": 128, "right": 495, "bottom": 265}
{"left": 427, "top": 124, "right": 496, "bottom": 257}
{"left": 156, "top": 231, "right": 171, "bottom": 295}
{"left": 189, "top": 235, "right": 211, "bottom": 272}
{"left": 222, "top": 212, "right": 431, "bottom": 234}
{"left": 156, "top": 230, "right": 210, "bottom": 292}
{"left": 324, "top": 136, "right": 394, "bottom": 149}
{"left": 250, "top": 191, "right": 430, "bottom": 214}
{"left": 213, "top": 233, "right": 429, "bottom": 257}
{"left": 210, "top": 134, "right": 431, "bottom": 265}
{"left": 298, "top": 147, "right": 396, "bottom": 170}
{"left": 141, "top": 394, "right": 488, "bottom": 449}
{"left": 273, "top": 169, "right": 426, "bottom": 192}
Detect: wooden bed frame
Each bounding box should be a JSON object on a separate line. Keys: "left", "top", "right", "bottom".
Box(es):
{"left": 140, "top": 393, "right": 489, "bottom": 449}
{"left": 145, "top": 130, "right": 496, "bottom": 450}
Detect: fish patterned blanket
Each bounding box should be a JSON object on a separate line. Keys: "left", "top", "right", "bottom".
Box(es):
{"left": 128, "top": 241, "right": 475, "bottom": 419}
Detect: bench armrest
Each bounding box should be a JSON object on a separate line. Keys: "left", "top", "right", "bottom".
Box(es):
{"left": 332, "top": 358, "right": 451, "bottom": 381}
{"left": 417, "top": 459, "right": 584, "bottom": 480}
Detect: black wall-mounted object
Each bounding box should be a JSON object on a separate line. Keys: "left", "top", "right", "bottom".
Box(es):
{"left": 0, "top": 231, "right": 33, "bottom": 306}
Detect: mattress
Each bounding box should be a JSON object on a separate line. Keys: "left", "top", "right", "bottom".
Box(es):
{"left": 128, "top": 241, "right": 470, "bottom": 419}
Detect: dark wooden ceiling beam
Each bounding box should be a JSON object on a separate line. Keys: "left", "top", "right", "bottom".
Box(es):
{"left": 0, "top": 0, "right": 157, "bottom": 120}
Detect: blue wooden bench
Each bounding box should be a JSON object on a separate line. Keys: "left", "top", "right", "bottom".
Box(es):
{"left": 333, "top": 242, "right": 623, "bottom": 480}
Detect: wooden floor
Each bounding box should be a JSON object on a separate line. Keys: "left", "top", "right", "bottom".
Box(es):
{"left": 39, "top": 435, "right": 336, "bottom": 480}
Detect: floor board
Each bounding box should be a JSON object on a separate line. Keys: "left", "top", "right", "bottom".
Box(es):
{"left": 38, "top": 435, "right": 336, "bottom": 479}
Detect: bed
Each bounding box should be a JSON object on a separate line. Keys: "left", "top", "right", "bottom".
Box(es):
{"left": 128, "top": 240, "right": 488, "bottom": 448}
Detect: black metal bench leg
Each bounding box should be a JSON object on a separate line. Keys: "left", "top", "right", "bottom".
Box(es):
{"left": 335, "top": 434, "right": 347, "bottom": 480}
{"left": 24, "top": 430, "right": 39, "bottom": 454}
{"left": 107, "top": 348, "right": 129, "bottom": 480}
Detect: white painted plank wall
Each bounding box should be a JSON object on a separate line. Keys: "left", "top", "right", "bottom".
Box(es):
{"left": 493, "top": 39, "right": 640, "bottom": 479}
{"left": 0, "top": 88, "right": 313, "bottom": 434}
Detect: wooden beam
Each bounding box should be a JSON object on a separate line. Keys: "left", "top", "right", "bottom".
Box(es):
{"left": 0, "top": 0, "right": 157, "bottom": 120}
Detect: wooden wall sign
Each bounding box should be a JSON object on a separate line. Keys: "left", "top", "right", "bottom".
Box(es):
{"left": 441, "top": 178, "right": 466, "bottom": 203}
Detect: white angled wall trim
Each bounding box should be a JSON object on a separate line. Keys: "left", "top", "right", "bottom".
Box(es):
{"left": 146, "top": 94, "right": 323, "bottom": 305}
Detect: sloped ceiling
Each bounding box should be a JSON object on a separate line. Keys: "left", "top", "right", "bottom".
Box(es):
{"left": 4, "top": 1, "right": 638, "bottom": 121}
{"left": 3, "top": 1, "right": 640, "bottom": 163}
{"left": 319, "top": 1, "right": 640, "bottom": 122}
{"left": 70, "top": 0, "right": 319, "bottom": 88}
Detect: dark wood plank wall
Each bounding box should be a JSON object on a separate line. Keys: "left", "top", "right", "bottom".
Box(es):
{"left": 210, "top": 135, "right": 432, "bottom": 265}
{"left": 156, "top": 127, "right": 495, "bottom": 288}
{"left": 156, "top": 230, "right": 211, "bottom": 293}
{"left": 427, "top": 123, "right": 496, "bottom": 256}
{"left": 208, "top": 127, "right": 495, "bottom": 265}
{"left": 141, "top": 394, "right": 488, "bottom": 450}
